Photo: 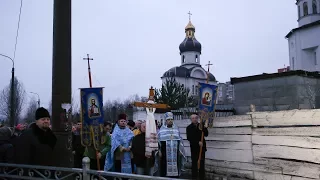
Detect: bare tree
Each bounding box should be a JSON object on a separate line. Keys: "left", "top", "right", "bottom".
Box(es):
{"left": 0, "top": 77, "right": 26, "bottom": 125}
{"left": 47, "top": 97, "right": 80, "bottom": 123}
{"left": 71, "top": 96, "right": 80, "bottom": 123}
{"left": 23, "top": 98, "right": 38, "bottom": 124}
{"left": 48, "top": 100, "right": 52, "bottom": 115}
{"left": 103, "top": 94, "right": 143, "bottom": 122}
{"left": 300, "top": 72, "right": 320, "bottom": 109}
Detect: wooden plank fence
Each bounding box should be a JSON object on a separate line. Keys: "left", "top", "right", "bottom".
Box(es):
{"left": 175, "top": 109, "right": 320, "bottom": 180}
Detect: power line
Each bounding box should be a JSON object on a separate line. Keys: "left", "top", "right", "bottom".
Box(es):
{"left": 13, "top": 0, "right": 23, "bottom": 61}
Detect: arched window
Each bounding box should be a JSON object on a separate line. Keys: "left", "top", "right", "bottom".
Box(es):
{"left": 313, "top": 0, "right": 318, "bottom": 14}
{"left": 195, "top": 85, "right": 198, "bottom": 95}
{"left": 182, "top": 55, "right": 185, "bottom": 63}
{"left": 298, "top": 5, "right": 301, "bottom": 18}
{"left": 195, "top": 55, "right": 198, "bottom": 63}
{"left": 192, "top": 85, "right": 195, "bottom": 94}
{"left": 303, "top": 2, "right": 309, "bottom": 16}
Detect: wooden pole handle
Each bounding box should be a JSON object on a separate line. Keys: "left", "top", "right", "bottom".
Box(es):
{"left": 96, "top": 151, "right": 101, "bottom": 170}
{"left": 197, "top": 132, "right": 204, "bottom": 170}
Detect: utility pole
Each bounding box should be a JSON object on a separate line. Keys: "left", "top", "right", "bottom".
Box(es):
{"left": 0, "top": 54, "right": 15, "bottom": 127}
{"left": 51, "top": 0, "right": 72, "bottom": 168}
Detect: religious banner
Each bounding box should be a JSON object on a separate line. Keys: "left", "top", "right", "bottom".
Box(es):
{"left": 198, "top": 82, "right": 218, "bottom": 127}
{"left": 80, "top": 87, "right": 105, "bottom": 149}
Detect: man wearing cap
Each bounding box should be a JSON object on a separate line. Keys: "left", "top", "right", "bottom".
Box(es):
{"left": 13, "top": 107, "right": 57, "bottom": 166}
{"left": 158, "top": 112, "right": 186, "bottom": 178}
{"left": 105, "top": 113, "right": 134, "bottom": 175}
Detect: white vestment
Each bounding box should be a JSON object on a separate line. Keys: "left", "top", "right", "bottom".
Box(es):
{"left": 145, "top": 100, "right": 158, "bottom": 156}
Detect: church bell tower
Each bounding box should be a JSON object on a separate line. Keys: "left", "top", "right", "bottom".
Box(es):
{"left": 297, "top": 0, "right": 320, "bottom": 27}
{"left": 179, "top": 11, "right": 202, "bottom": 68}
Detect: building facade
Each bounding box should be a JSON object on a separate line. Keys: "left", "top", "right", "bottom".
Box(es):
{"left": 286, "top": 0, "right": 320, "bottom": 71}
{"left": 231, "top": 70, "right": 320, "bottom": 115}
{"left": 217, "top": 81, "right": 234, "bottom": 104}
{"left": 161, "top": 19, "right": 217, "bottom": 96}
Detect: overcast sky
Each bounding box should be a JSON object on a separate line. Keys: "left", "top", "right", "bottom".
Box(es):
{"left": 0, "top": 0, "right": 297, "bottom": 109}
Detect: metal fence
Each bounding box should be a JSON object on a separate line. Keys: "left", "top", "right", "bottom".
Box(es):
{"left": 0, "top": 157, "right": 187, "bottom": 180}
{"left": 172, "top": 104, "right": 235, "bottom": 120}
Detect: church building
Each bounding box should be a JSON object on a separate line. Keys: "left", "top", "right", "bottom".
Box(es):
{"left": 286, "top": 0, "right": 320, "bottom": 71}
{"left": 161, "top": 16, "right": 217, "bottom": 96}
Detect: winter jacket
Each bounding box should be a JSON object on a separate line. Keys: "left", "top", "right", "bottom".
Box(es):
{"left": 13, "top": 123, "right": 57, "bottom": 166}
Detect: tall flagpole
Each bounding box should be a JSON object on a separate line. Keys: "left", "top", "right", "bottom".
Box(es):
{"left": 198, "top": 61, "right": 213, "bottom": 170}
{"left": 83, "top": 54, "right": 93, "bottom": 88}
{"left": 82, "top": 54, "right": 101, "bottom": 171}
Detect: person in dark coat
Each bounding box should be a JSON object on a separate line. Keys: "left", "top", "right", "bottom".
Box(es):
{"left": 72, "top": 121, "right": 85, "bottom": 168}
{"left": 186, "top": 114, "right": 208, "bottom": 180}
{"left": 0, "top": 126, "right": 14, "bottom": 163}
{"left": 13, "top": 107, "right": 57, "bottom": 166}
{"left": 131, "top": 122, "right": 155, "bottom": 176}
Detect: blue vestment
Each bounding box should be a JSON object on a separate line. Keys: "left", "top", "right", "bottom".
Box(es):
{"left": 104, "top": 124, "right": 134, "bottom": 173}
{"left": 158, "top": 124, "right": 186, "bottom": 177}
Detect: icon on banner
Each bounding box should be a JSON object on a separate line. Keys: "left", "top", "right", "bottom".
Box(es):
{"left": 87, "top": 93, "right": 101, "bottom": 118}
{"left": 201, "top": 87, "right": 213, "bottom": 106}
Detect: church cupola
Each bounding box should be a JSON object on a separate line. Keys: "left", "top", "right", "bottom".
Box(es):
{"left": 297, "top": 0, "right": 320, "bottom": 27}
{"left": 179, "top": 12, "right": 202, "bottom": 66}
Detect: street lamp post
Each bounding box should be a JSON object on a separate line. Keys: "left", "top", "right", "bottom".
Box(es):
{"left": 30, "top": 92, "right": 40, "bottom": 108}
{"left": 0, "top": 54, "right": 15, "bottom": 127}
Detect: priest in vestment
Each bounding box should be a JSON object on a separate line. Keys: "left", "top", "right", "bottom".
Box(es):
{"left": 104, "top": 114, "right": 134, "bottom": 174}
{"left": 158, "top": 112, "right": 186, "bottom": 177}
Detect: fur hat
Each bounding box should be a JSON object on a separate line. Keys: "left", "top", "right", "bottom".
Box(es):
{"left": 35, "top": 107, "right": 50, "bottom": 120}
{"left": 118, "top": 113, "right": 127, "bottom": 120}
{"left": 127, "top": 120, "right": 135, "bottom": 128}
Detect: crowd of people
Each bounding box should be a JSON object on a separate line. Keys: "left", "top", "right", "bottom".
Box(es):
{"left": 0, "top": 107, "right": 208, "bottom": 180}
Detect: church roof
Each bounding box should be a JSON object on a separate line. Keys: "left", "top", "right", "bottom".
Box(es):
{"left": 179, "top": 20, "right": 202, "bottom": 54}
{"left": 230, "top": 70, "right": 320, "bottom": 84}
{"left": 285, "top": 20, "right": 320, "bottom": 38}
{"left": 179, "top": 37, "right": 202, "bottom": 54}
{"left": 162, "top": 65, "right": 216, "bottom": 81}
{"left": 185, "top": 21, "right": 195, "bottom": 30}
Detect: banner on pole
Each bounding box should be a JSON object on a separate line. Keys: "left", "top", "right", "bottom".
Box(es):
{"left": 80, "top": 87, "right": 105, "bottom": 149}
{"left": 198, "top": 83, "right": 218, "bottom": 127}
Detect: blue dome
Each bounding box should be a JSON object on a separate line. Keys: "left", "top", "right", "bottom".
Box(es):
{"left": 179, "top": 37, "right": 202, "bottom": 54}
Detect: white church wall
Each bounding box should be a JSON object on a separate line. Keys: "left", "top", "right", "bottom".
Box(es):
{"left": 190, "top": 67, "right": 206, "bottom": 79}
{"left": 181, "top": 51, "right": 201, "bottom": 65}
{"left": 297, "top": 0, "right": 320, "bottom": 27}
{"left": 288, "top": 25, "right": 320, "bottom": 71}
{"left": 299, "top": 14, "right": 320, "bottom": 27}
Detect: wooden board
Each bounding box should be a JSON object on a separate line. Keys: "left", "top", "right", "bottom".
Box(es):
{"left": 185, "top": 148, "right": 253, "bottom": 163}
{"left": 254, "top": 171, "right": 292, "bottom": 180}
{"left": 180, "top": 134, "right": 251, "bottom": 142}
{"left": 186, "top": 158, "right": 281, "bottom": 174}
{"left": 253, "top": 145, "right": 320, "bottom": 164}
{"left": 252, "top": 135, "right": 320, "bottom": 149}
{"left": 206, "top": 166, "right": 254, "bottom": 179}
{"left": 179, "top": 127, "right": 252, "bottom": 135}
{"left": 251, "top": 109, "right": 320, "bottom": 127}
{"left": 212, "top": 117, "right": 252, "bottom": 128}
{"left": 174, "top": 115, "right": 252, "bottom": 128}
{"left": 253, "top": 126, "right": 320, "bottom": 136}
{"left": 254, "top": 157, "right": 320, "bottom": 179}
{"left": 183, "top": 140, "right": 252, "bottom": 150}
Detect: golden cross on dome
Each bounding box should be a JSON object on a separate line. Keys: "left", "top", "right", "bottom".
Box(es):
{"left": 188, "top": 11, "right": 192, "bottom": 21}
